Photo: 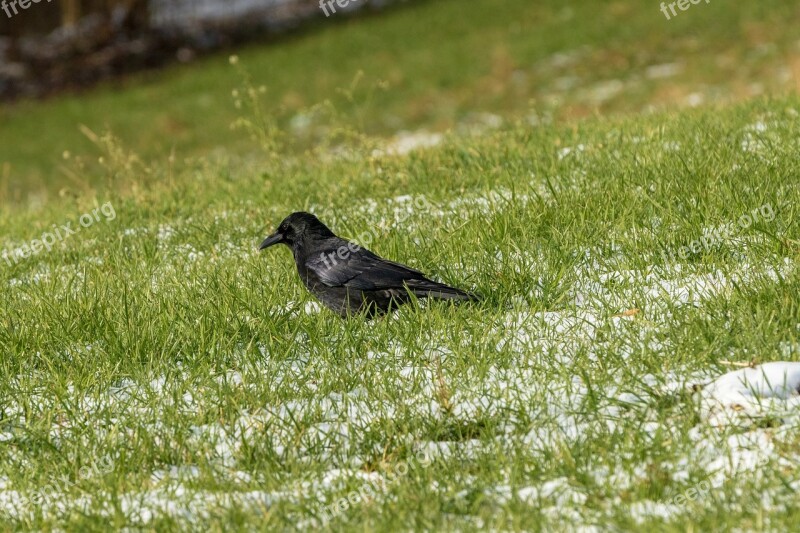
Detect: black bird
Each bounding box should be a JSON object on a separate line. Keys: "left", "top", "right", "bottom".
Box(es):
{"left": 259, "top": 212, "right": 480, "bottom": 317}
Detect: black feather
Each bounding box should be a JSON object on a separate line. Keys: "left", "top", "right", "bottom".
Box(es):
{"left": 260, "top": 212, "right": 480, "bottom": 317}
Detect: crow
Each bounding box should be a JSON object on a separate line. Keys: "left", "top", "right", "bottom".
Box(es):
{"left": 259, "top": 212, "right": 480, "bottom": 317}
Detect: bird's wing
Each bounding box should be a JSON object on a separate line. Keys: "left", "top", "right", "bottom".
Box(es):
{"left": 304, "top": 244, "right": 426, "bottom": 290}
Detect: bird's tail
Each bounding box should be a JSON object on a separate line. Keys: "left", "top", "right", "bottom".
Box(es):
{"left": 405, "top": 279, "right": 482, "bottom": 303}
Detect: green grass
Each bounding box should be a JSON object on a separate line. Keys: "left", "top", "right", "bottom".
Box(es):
{"left": 1, "top": 0, "right": 800, "bottom": 530}
{"left": 0, "top": 93, "right": 799, "bottom": 529}
{"left": 1, "top": 0, "right": 798, "bottom": 199}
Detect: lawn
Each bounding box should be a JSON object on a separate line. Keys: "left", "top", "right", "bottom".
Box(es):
{"left": 1, "top": 0, "right": 800, "bottom": 530}
{"left": 0, "top": 0, "right": 798, "bottom": 198}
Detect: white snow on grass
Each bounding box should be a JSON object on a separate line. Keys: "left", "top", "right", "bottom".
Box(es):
{"left": 380, "top": 130, "right": 444, "bottom": 156}
{"left": 700, "top": 362, "right": 800, "bottom": 426}
{"left": 1, "top": 193, "right": 798, "bottom": 527}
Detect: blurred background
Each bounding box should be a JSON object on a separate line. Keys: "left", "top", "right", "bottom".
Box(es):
{"left": 0, "top": 0, "right": 380, "bottom": 101}
{"left": 1, "top": 0, "right": 799, "bottom": 205}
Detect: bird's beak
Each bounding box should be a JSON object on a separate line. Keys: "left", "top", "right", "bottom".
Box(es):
{"left": 259, "top": 232, "right": 283, "bottom": 250}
